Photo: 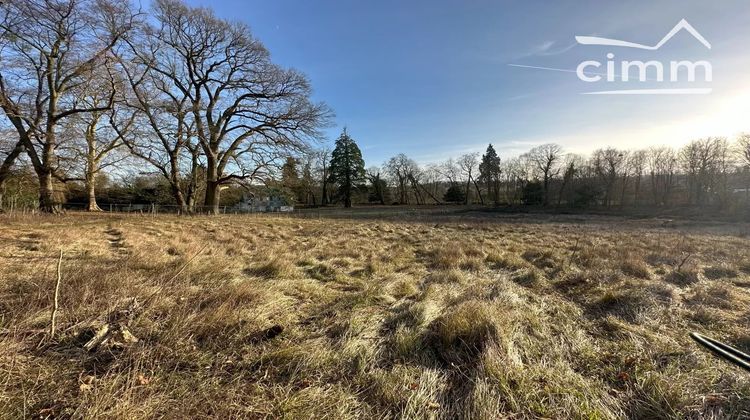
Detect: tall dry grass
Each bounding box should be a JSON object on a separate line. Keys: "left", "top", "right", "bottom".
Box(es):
{"left": 0, "top": 212, "right": 749, "bottom": 418}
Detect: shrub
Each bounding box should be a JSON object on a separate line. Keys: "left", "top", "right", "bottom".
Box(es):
{"left": 521, "top": 181, "right": 543, "bottom": 205}
{"left": 443, "top": 185, "right": 466, "bottom": 203}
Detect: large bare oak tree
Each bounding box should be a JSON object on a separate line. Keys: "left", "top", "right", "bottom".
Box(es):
{"left": 0, "top": 0, "right": 134, "bottom": 212}
{"left": 121, "top": 0, "right": 330, "bottom": 214}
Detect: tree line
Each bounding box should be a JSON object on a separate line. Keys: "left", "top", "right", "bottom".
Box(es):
{"left": 296, "top": 131, "right": 750, "bottom": 213}
{"left": 2, "top": 1, "right": 750, "bottom": 215}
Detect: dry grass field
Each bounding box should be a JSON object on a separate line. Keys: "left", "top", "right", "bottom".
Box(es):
{"left": 1, "top": 211, "right": 750, "bottom": 419}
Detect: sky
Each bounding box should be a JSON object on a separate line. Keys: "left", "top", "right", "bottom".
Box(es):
{"left": 180, "top": 0, "right": 750, "bottom": 165}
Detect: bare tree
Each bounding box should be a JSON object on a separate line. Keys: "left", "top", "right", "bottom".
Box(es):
{"left": 738, "top": 134, "right": 750, "bottom": 168}
{"left": 679, "top": 137, "right": 730, "bottom": 206}
{"left": 737, "top": 134, "right": 750, "bottom": 203}
{"left": 628, "top": 150, "right": 647, "bottom": 206}
{"left": 423, "top": 163, "right": 444, "bottom": 201}
{"left": 524, "top": 143, "right": 562, "bottom": 206}
{"left": 124, "top": 0, "right": 330, "bottom": 214}
{"left": 438, "top": 158, "right": 461, "bottom": 187}
{"left": 457, "top": 152, "right": 482, "bottom": 205}
{"left": 365, "top": 167, "right": 385, "bottom": 205}
{"left": 501, "top": 157, "right": 525, "bottom": 205}
{"left": 712, "top": 138, "right": 733, "bottom": 207}
{"left": 314, "top": 147, "right": 332, "bottom": 206}
{"left": 591, "top": 148, "right": 626, "bottom": 207}
{"left": 115, "top": 40, "right": 200, "bottom": 212}
{"left": 647, "top": 147, "right": 677, "bottom": 206}
{"left": 407, "top": 164, "right": 441, "bottom": 204}
{"left": 557, "top": 153, "right": 584, "bottom": 206}
{"left": 0, "top": 0, "right": 134, "bottom": 212}
{"left": 68, "top": 70, "right": 132, "bottom": 211}
{"left": 617, "top": 150, "right": 631, "bottom": 206}
{"left": 298, "top": 153, "right": 317, "bottom": 205}
{"left": 385, "top": 153, "right": 415, "bottom": 204}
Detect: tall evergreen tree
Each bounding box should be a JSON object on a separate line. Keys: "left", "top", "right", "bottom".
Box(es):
{"left": 479, "top": 144, "right": 502, "bottom": 205}
{"left": 328, "top": 129, "right": 365, "bottom": 208}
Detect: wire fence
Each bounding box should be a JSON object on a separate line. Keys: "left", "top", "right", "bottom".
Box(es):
{"left": 0, "top": 201, "right": 288, "bottom": 216}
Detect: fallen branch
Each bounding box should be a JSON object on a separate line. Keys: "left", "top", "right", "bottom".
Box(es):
{"left": 83, "top": 323, "right": 139, "bottom": 352}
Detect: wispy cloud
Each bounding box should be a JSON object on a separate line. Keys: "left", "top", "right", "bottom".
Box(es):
{"left": 522, "top": 40, "right": 577, "bottom": 58}
{"left": 531, "top": 40, "right": 555, "bottom": 55}
{"left": 505, "top": 93, "right": 536, "bottom": 101}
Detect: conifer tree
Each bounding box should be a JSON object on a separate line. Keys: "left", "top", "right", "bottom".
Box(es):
{"left": 479, "top": 144, "right": 502, "bottom": 204}
{"left": 328, "top": 129, "right": 365, "bottom": 207}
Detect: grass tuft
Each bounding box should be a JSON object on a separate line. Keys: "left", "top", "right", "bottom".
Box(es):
{"left": 428, "top": 300, "right": 498, "bottom": 364}
{"left": 244, "top": 257, "right": 296, "bottom": 279}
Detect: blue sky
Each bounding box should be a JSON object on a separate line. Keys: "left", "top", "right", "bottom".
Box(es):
{"left": 182, "top": 0, "right": 750, "bottom": 165}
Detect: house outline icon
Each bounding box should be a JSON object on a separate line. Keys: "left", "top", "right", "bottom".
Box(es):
{"left": 576, "top": 19, "right": 711, "bottom": 50}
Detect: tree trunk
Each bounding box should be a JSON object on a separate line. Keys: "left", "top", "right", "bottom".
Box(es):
{"left": 85, "top": 175, "right": 101, "bottom": 211}
{"left": 472, "top": 176, "right": 485, "bottom": 205}
{"left": 185, "top": 186, "right": 196, "bottom": 214}
{"left": 321, "top": 163, "right": 329, "bottom": 206}
{"left": 203, "top": 155, "right": 221, "bottom": 214}
{"left": 397, "top": 178, "right": 404, "bottom": 204}
{"left": 204, "top": 180, "right": 221, "bottom": 214}
{"left": 185, "top": 151, "right": 200, "bottom": 214}
{"left": 85, "top": 153, "right": 102, "bottom": 211}
{"left": 38, "top": 170, "right": 61, "bottom": 213}
{"left": 464, "top": 177, "right": 471, "bottom": 205}
{"left": 170, "top": 181, "right": 188, "bottom": 214}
